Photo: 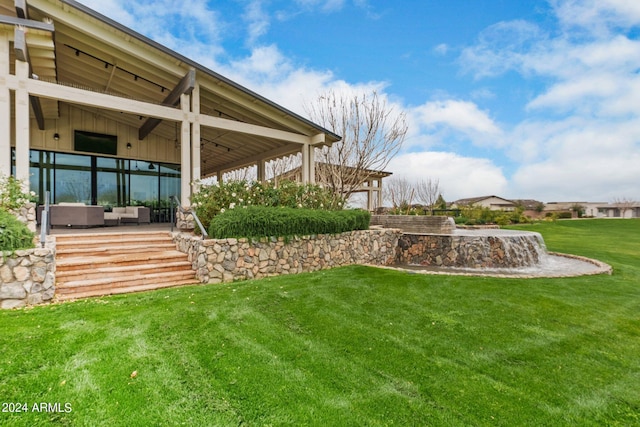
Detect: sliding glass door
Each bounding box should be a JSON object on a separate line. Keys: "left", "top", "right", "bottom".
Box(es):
{"left": 21, "top": 149, "right": 180, "bottom": 222}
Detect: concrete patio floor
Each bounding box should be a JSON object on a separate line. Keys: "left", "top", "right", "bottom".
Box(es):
{"left": 40, "top": 223, "right": 177, "bottom": 236}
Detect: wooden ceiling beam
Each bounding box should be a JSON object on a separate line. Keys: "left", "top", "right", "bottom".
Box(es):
{"left": 15, "top": 0, "right": 28, "bottom": 19}
{"left": 138, "top": 69, "right": 195, "bottom": 140}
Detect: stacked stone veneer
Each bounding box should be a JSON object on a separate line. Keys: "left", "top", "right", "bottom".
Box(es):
{"left": 0, "top": 240, "right": 56, "bottom": 309}
{"left": 396, "top": 233, "right": 544, "bottom": 269}
{"left": 370, "top": 215, "right": 456, "bottom": 234}
{"left": 173, "top": 229, "right": 401, "bottom": 283}
{"left": 10, "top": 203, "right": 37, "bottom": 233}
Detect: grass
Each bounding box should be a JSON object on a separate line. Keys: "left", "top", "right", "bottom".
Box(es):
{"left": 1, "top": 219, "right": 639, "bottom": 426}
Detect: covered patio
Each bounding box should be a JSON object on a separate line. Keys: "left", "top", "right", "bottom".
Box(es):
{"left": 1, "top": 0, "right": 340, "bottom": 210}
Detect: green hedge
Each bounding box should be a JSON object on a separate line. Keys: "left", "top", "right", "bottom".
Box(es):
{"left": 0, "top": 208, "right": 35, "bottom": 252}
{"left": 192, "top": 180, "right": 344, "bottom": 229}
{"left": 208, "top": 206, "right": 371, "bottom": 240}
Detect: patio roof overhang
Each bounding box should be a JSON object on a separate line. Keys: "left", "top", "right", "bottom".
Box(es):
{"left": 1, "top": 0, "right": 340, "bottom": 198}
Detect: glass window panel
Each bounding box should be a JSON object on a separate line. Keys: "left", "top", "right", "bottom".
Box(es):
{"left": 130, "top": 161, "right": 158, "bottom": 207}
{"left": 55, "top": 152, "right": 91, "bottom": 168}
{"left": 29, "top": 150, "right": 53, "bottom": 204}
{"left": 158, "top": 163, "right": 180, "bottom": 222}
{"left": 96, "top": 157, "right": 128, "bottom": 208}
{"left": 54, "top": 153, "right": 91, "bottom": 204}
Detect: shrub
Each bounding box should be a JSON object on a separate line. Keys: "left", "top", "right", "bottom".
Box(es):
{"left": 456, "top": 205, "right": 529, "bottom": 226}
{"left": 208, "top": 206, "right": 370, "bottom": 240}
{"left": 0, "top": 208, "right": 35, "bottom": 252}
{"left": 191, "top": 180, "right": 344, "bottom": 229}
{"left": 0, "top": 175, "right": 35, "bottom": 211}
{"left": 454, "top": 216, "right": 468, "bottom": 225}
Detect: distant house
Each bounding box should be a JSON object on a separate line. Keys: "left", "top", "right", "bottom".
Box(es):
{"left": 597, "top": 203, "right": 640, "bottom": 218}
{"left": 452, "top": 196, "right": 517, "bottom": 211}
{"left": 544, "top": 202, "right": 605, "bottom": 218}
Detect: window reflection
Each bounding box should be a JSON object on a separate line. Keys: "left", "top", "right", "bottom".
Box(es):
{"left": 14, "top": 148, "right": 180, "bottom": 222}
{"left": 54, "top": 153, "right": 92, "bottom": 204}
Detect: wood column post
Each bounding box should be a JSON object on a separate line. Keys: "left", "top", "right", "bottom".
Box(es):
{"left": 15, "top": 59, "right": 30, "bottom": 189}
{"left": 256, "top": 159, "right": 265, "bottom": 183}
{"left": 301, "top": 142, "right": 310, "bottom": 184}
{"left": 180, "top": 93, "right": 191, "bottom": 206}
{"left": 191, "top": 82, "right": 201, "bottom": 194}
{"left": 0, "top": 33, "right": 10, "bottom": 176}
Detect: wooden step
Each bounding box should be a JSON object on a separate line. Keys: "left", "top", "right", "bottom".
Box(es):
{"left": 56, "top": 243, "right": 176, "bottom": 257}
{"left": 56, "top": 231, "right": 171, "bottom": 243}
{"left": 55, "top": 235, "right": 174, "bottom": 251}
{"left": 55, "top": 278, "right": 198, "bottom": 301}
{"left": 57, "top": 269, "right": 196, "bottom": 291}
{"left": 56, "top": 261, "right": 193, "bottom": 282}
{"left": 56, "top": 251, "right": 190, "bottom": 271}
{"left": 54, "top": 231, "right": 197, "bottom": 300}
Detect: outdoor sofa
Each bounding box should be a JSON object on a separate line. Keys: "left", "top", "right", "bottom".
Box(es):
{"left": 104, "top": 206, "right": 151, "bottom": 225}
{"left": 43, "top": 202, "right": 105, "bottom": 228}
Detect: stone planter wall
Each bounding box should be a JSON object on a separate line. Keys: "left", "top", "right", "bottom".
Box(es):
{"left": 173, "top": 229, "right": 401, "bottom": 284}
{"left": 10, "top": 202, "right": 37, "bottom": 233}
{"left": 370, "top": 215, "right": 456, "bottom": 234}
{"left": 0, "top": 239, "right": 56, "bottom": 309}
{"left": 176, "top": 210, "right": 195, "bottom": 231}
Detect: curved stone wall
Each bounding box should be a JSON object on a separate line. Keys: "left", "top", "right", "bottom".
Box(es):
{"left": 396, "top": 231, "right": 546, "bottom": 269}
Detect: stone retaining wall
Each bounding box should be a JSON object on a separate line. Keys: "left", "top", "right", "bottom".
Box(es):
{"left": 370, "top": 215, "right": 456, "bottom": 234}
{"left": 0, "top": 240, "right": 56, "bottom": 309}
{"left": 10, "top": 203, "right": 37, "bottom": 233}
{"left": 173, "top": 229, "right": 401, "bottom": 284}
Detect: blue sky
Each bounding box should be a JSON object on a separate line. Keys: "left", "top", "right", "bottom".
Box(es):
{"left": 79, "top": 0, "right": 640, "bottom": 203}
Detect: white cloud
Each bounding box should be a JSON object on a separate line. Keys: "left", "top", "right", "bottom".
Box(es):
{"left": 75, "top": 0, "right": 640, "bottom": 202}
{"left": 456, "top": 0, "right": 640, "bottom": 202}
{"left": 414, "top": 100, "right": 500, "bottom": 134}
{"left": 513, "top": 150, "right": 640, "bottom": 202}
{"left": 244, "top": 1, "right": 270, "bottom": 46}
{"left": 552, "top": 0, "right": 640, "bottom": 32}
{"left": 387, "top": 151, "right": 508, "bottom": 202}
{"left": 459, "top": 20, "right": 546, "bottom": 78}
{"left": 433, "top": 43, "right": 449, "bottom": 55}
{"left": 408, "top": 100, "right": 503, "bottom": 150}
{"left": 78, "top": 0, "right": 227, "bottom": 60}
{"left": 509, "top": 116, "right": 640, "bottom": 200}
{"left": 294, "top": 0, "right": 346, "bottom": 12}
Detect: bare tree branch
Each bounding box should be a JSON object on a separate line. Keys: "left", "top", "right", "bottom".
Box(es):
{"left": 305, "top": 90, "right": 407, "bottom": 202}
{"left": 612, "top": 197, "right": 637, "bottom": 218}
{"left": 266, "top": 154, "right": 301, "bottom": 184}
{"left": 415, "top": 178, "right": 441, "bottom": 210}
{"left": 384, "top": 176, "right": 413, "bottom": 209}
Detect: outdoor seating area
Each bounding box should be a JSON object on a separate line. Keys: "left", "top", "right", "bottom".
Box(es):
{"left": 105, "top": 207, "right": 151, "bottom": 226}
{"left": 38, "top": 204, "right": 152, "bottom": 228}
{"left": 40, "top": 202, "right": 105, "bottom": 228}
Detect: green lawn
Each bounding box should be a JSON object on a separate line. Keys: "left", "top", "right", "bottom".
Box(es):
{"left": 1, "top": 219, "right": 639, "bottom": 426}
